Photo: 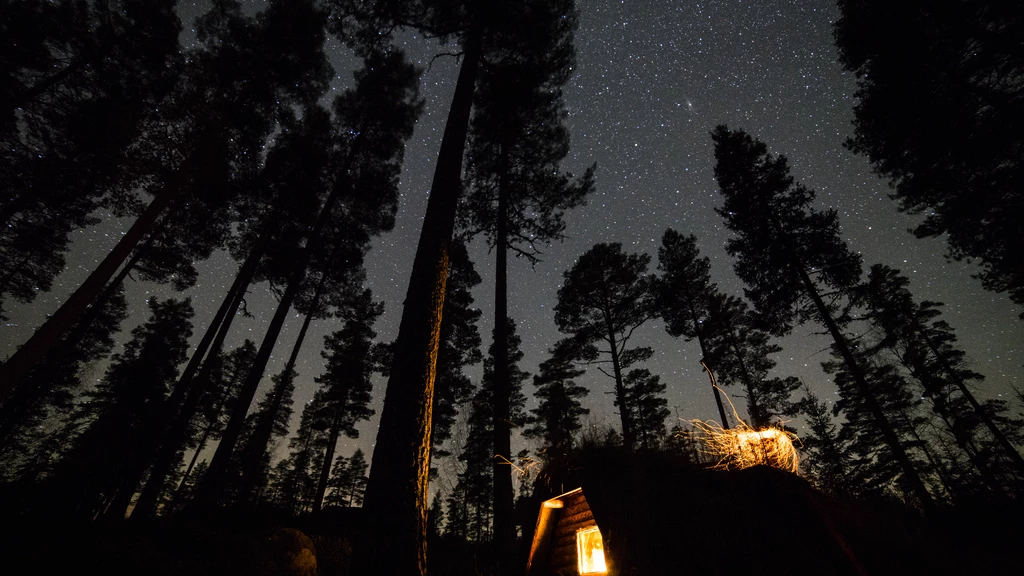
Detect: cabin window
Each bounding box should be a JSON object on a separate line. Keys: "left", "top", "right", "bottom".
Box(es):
{"left": 576, "top": 526, "right": 607, "bottom": 574}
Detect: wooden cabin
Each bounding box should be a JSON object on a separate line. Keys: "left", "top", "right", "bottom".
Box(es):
{"left": 525, "top": 488, "right": 607, "bottom": 576}
{"left": 523, "top": 448, "right": 938, "bottom": 576}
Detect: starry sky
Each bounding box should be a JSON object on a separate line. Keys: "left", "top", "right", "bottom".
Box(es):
{"left": 3, "top": 0, "right": 1023, "bottom": 481}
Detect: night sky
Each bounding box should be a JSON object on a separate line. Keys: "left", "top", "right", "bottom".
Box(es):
{"left": 3, "top": 0, "right": 1022, "bottom": 482}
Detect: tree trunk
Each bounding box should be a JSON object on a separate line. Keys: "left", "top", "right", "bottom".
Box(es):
{"left": 0, "top": 232, "right": 157, "bottom": 450}
{"left": 689, "top": 303, "right": 730, "bottom": 428}
{"left": 313, "top": 402, "right": 346, "bottom": 512}
{"left": 238, "top": 271, "right": 328, "bottom": 502}
{"left": 902, "top": 354, "right": 1002, "bottom": 493}
{"left": 0, "top": 149, "right": 200, "bottom": 393}
{"left": 918, "top": 327, "right": 1024, "bottom": 479}
{"left": 602, "top": 311, "right": 634, "bottom": 450}
{"left": 727, "top": 337, "right": 764, "bottom": 427}
{"left": 174, "top": 420, "right": 213, "bottom": 502}
{"left": 491, "top": 142, "right": 516, "bottom": 576}
{"left": 794, "top": 260, "right": 936, "bottom": 512}
{"left": 356, "top": 32, "right": 480, "bottom": 576}
{"left": 193, "top": 169, "right": 354, "bottom": 509}
{"left": 130, "top": 238, "right": 263, "bottom": 519}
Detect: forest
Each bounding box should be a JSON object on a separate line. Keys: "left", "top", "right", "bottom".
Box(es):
{"left": 1, "top": 1, "right": 1022, "bottom": 575}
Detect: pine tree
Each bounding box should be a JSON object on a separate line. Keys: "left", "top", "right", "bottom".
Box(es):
{"left": 712, "top": 125, "right": 935, "bottom": 510}
{"left": 308, "top": 294, "right": 383, "bottom": 512}
{"left": 454, "top": 388, "right": 495, "bottom": 544}
{"left": 449, "top": 319, "right": 529, "bottom": 546}
{"left": 443, "top": 482, "right": 470, "bottom": 540}
{"left": 324, "top": 454, "right": 351, "bottom": 507}
{"left": 131, "top": 100, "right": 345, "bottom": 517}
{"left": 621, "top": 369, "right": 670, "bottom": 451}
{"left": 656, "top": 229, "right": 731, "bottom": 425}
{"left": 1, "top": 1, "right": 182, "bottom": 321}
{"left": 855, "top": 264, "right": 1024, "bottom": 489}
{"left": 554, "top": 243, "right": 658, "bottom": 450}
{"left": 344, "top": 448, "right": 369, "bottom": 507}
{"left": 524, "top": 342, "right": 590, "bottom": 460}
{"left": 269, "top": 391, "right": 330, "bottom": 515}
{"left": 230, "top": 369, "right": 298, "bottom": 504}
{"left": 427, "top": 491, "right": 444, "bottom": 539}
{"left": 329, "top": 3, "right": 583, "bottom": 571}
{"left": 702, "top": 293, "right": 801, "bottom": 428}
{"left": 0, "top": 0, "right": 333, "bottom": 390}
{"left": 656, "top": 230, "right": 799, "bottom": 428}
{"left": 431, "top": 240, "right": 483, "bottom": 462}
{"left": 459, "top": 0, "right": 592, "bottom": 553}
{"left": 189, "top": 46, "right": 420, "bottom": 509}
{"left": 0, "top": 286, "right": 127, "bottom": 468}
{"left": 46, "top": 297, "right": 193, "bottom": 519}
{"left": 170, "top": 340, "right": 257, "bottom": 508}
{"left": 835, "top": 1, "right": 1024, "bottom": 316}
{"left": 824, "top": 345, "right": 938, "bottom": 501}
{"left": 794, "top": 386, "right": 851, "bottom": 496}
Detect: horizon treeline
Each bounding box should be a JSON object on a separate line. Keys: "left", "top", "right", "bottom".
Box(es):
{"left": 1, "top": 1, "right": 1023, "bottom": 575}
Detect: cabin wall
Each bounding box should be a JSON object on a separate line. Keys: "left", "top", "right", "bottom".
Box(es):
{"left": 546, "top": 491, "right": 599, "bottom": 575}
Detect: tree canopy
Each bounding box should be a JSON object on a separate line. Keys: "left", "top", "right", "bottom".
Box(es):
{"left": 835, "top": 0, "right": 1024, "bottom": 317}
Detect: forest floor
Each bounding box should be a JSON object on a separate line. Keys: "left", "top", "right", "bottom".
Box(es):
{"left": 3, "top": 495, "right": 1023, "bottom": 575}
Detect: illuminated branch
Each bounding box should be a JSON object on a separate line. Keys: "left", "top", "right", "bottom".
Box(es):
{"left": 690, "top": 386, "right": 800, "bottom": 473}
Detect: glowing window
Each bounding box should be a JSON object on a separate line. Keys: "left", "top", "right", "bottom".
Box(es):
{"left": 576, "top": 526, "right": 607, "bottom": 574}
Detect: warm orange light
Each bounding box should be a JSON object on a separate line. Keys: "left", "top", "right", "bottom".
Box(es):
{"left": 692, "top": 420, "right": 800, "bottom": 473}
{"left": 576, "top": 526, "right": 607, "bottom": 574}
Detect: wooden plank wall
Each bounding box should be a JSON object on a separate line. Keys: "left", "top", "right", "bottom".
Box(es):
{"left": 546, "top": 491, "right": 598, "bottom": 575}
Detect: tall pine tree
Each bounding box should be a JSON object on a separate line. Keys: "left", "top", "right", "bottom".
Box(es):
{"left": 459, "top": 0, "right": 592, "bottom": 547}
{"left": 835, "top": 1, "right": 1024, "bottom": 316}
{"left": 712, "top": 125, "right": 934, "bottom": 510}
{"left": 554, "top": 243, "right": 658, "bottom": 450}
{"left": 854, "top": 264, "right": 1024, "bottom": 489}
{"left": 46, "top": 297, "right": 193, "bottom": 519}
{"left": 524, "top": 341, "right": 589, "bottom": 460}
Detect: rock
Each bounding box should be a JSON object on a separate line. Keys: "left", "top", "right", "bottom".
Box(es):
{"left": 255, "top": 527, "right": 318, "bottom": 576}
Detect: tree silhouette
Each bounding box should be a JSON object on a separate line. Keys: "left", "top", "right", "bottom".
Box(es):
{"left": 327, "top": 3, "right": 581, "bottom": 570}
{"left": 554, "top": 243, "right": 658, "bottom": 450}
{"left": 656, "top": 229, "right": 731, "bottom": 426}
{"left": 169, "top": 340, "right": 257, "bottom": 509}
{"left": 794, "top": 385, "right": 851, "bottom": 496}
{"left": 308, "top": 292, "right": 384, "bottom": 512}
{"left": 824, "top": 342, "right": 939, "bottom": 500}
{"left": 47, "top": 297, "right": 193, "bottom": 519}
{"left": 137, "top": 103, "right": 345, "bottom": 515}
{"left": 191, "top": 48, "right": 421, "bottom": 510}
{"left": 450, "top": 318, "right": 529, "bottom": 547}
{"left": 459, "top": 0, "right": 592, "bottom": 543}
{"left": 0, "top": 286, "right": 127, "bottom": 474}
{"left": 855, "top": 264, "right": 1024, "bottom": 490}
{"left": 524, "top": 341, "right": 590, "bottom": 460}
{"left": 712, "top": 125, "right": 935, "bottom": 511}
{"left": 453, "top": 387, "right": 494, "bottom": 544}
{"left": 0, "top": 0, "right": 332, "bottom": 392}
{"left": 234, "top": 221, "right": 375, "bottom": 502}
{"left": 267, "top": 391, "right": 330, "bottom": 515}
{"left": 621, "top": 368, "right": 670, "bottom": 451}
{"left": 327, "top": 448, "right": 369, "bottom": 507}
{"left": 835, "top": 1, "right": 1024, "bottom": 317}
{"left": 0, "top": 0, "right": 181, "bottom": 321}
{"left": 431, "top": 240, "right": 483, "bottom": 463}
{"left": 133, "top": 27, "right": 360, "bottom": 518}
{"left": 702, "top": 293, "right": 801, "bottom": 429}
